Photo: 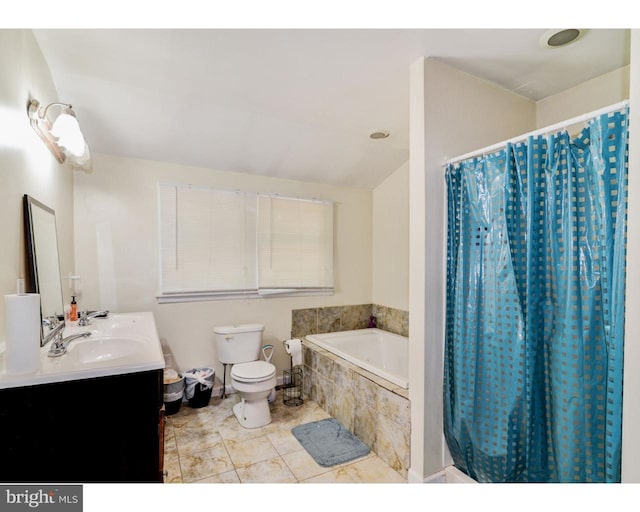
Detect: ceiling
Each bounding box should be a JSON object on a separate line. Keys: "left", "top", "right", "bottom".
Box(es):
{"left": 33, "top": 29, "right": 630, "bottom": 189}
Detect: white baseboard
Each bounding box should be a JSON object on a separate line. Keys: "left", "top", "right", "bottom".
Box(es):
{"left": 422, "top": 470, "right": 446, "bottom": 483}
{"left": 408, "top": 468, "right": 431, "bottom": 483}
{"left": 409, "top": 465, "right": 477, "bottom": 483}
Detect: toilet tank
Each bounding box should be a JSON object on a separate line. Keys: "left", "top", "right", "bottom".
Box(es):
{"left": 214, "top": 324, "right": 264, "bottom": 364}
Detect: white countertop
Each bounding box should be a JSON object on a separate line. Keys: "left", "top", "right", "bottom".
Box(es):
{"left": 0, "top": 312, "right": 165, "bottom": 390}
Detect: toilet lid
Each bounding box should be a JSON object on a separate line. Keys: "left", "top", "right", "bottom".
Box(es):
{"left": 231, "top": 361, "right": 276, "bottom": 382}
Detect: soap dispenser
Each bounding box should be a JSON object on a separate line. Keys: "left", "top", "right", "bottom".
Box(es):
{"left": 70, "top": 296, "right": 78, "bottom": 321}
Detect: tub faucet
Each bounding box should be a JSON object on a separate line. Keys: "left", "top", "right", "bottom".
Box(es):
{"left": 48, "top": 331, "right": 92, "bottom": 357}
{"left": 78, "top": 310, "right": 109, "bottom": 326}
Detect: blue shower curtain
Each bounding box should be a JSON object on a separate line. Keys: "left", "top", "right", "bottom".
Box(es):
{"left": 444, "top": 108, "right": 629, "bottom": 483}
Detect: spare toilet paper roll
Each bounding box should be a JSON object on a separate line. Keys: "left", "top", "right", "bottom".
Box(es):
{"left": 4, "top": 293, "right": 41, "bottom": 375}
{"left": 284, "top": 338, "right": 302, "bottom": 367}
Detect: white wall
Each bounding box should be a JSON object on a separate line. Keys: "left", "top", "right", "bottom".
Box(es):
{"left": 73, "top": 152, "right": 372, "bottom": 378}
{"left": 372, "top": 161, "right": 409, "bottom": 311}
{"left": 622, "top": 30, "right": 640, "bottom": 483}
{"left": 408, "top": 57, "right": 536, "bottom": 481}
{"left": 536, "top": 65, "right": 630, "bottom": 127}
{"left": 0, "top": 29, "right": 74, "bottom": 342}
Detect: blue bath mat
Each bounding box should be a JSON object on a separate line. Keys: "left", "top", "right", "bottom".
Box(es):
{"left": 291, "top": 418, "right": 370, "bottom": 467}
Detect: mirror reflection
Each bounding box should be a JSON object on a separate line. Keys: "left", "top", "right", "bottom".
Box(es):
{"left": 23, "top": 195, "right": 65, "bottom": 346}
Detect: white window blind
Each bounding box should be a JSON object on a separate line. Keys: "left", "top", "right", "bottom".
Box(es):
{"left": 159, "top": 184, "right": 257, "bottom": 296}
{"left": 158, "top": 184, "right": 333, "bottom": 302}
{"left": 257, "top": 195, "right": 334, "bottom": 294}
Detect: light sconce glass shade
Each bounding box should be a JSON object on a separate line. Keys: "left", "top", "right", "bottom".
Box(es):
{"left": 50, "top": 108, "right": 85, "bottom": 157}
{"left": 28, "top": 99, "right": 92, "bottom": 171}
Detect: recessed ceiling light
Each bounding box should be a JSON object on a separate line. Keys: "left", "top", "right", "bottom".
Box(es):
{"left": 369, "top": 130, "right": 390, "bottom": 139}
{"left": 541, "top": 29, "right": 584, "bottom": 48}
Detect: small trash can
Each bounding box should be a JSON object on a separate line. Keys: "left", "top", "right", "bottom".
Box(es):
{"left": 163, "top": 368, "right": 185, "bottom": 415}
{"left": 183, "top": 367, "right": 215, "bottom": 408}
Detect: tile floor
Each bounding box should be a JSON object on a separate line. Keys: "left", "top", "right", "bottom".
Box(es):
{"left": 163, "top": 390, "right": 407, "bottom": 484}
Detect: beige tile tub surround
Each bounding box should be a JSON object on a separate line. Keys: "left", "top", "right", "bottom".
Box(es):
{"left": 371, "top": 304, "right": 409, "bottom": 338}
{"left": 302, "top": 339, "right": 411, "bottom": 477}
{"left": 291, "top": 304, "right": 408, "bottom": 338}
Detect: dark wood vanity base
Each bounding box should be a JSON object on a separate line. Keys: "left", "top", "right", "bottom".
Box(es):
{"left": 0, "top": 369, "right": 164, "bottom": 483}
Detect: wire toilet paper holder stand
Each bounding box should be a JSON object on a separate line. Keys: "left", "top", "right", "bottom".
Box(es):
{"left": 282, "top": 339, "right": 303, "bottom": 407}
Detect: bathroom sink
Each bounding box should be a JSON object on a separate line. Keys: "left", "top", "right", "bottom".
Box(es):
{"left": 68, "top": 336, "right": 149, "bottom": 365}
{"left": 0, "top": 312, "right": 165, "bottom": 389}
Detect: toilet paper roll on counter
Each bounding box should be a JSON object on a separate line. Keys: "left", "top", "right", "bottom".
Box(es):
{"left": 284, "top": 338, "right": 302, "bottom": 366}
{"left": 4, "top": 293, "right": 41, "bottom": 375}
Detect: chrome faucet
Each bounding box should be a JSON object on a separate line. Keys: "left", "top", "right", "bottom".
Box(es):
{"left": 42, "top": 315, "right": 59, "bottom": 331}
{"left": 48, "top": 331, "right": 92, "bottom": 357}
{"left": 78, "top": 310, "right": 109, "bottom": 327}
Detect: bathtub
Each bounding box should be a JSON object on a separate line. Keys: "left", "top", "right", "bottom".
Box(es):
{"left": 305, "top": 328, "right": 408, "bottom": 389}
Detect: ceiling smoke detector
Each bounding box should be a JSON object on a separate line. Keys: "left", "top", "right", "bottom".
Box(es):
{"left": 369, "top": 130, "right": 390, "bottom": 140}
{"left": 541, "top": 29, "right": 584, "bottom": 48}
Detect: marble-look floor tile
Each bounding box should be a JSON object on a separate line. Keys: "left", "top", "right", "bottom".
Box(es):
{"left": 208, "top": 395, "right": 240, "bottom": 418}
{"left": 163, "top": 455, "right": 183, "bottom": 484}
{"left": 236, "top": 457, "right": 297, "bottom": 483}
{"left": 288, "top": 403, "right": 331, "bottom": 426}
{"left": 281, "top": 447, "right": 333, "bottom": 481}
{"left": 217, "top": 415, "right": 275, "bottom": 443}
{"left": 175, "top": 426, "right": 225, "bottom": 456}
{"left": 193, "top": 470, "right": 240, "bottom": 483}
{"left": 301, "top": 467, "right": 355, "bottom": 483}
{"left": 169, "top": 395, "right": 237, "bottom": 428}
{"left": 267, "top": 429, "right": 304, "bottom": 456}
{"left": 164, "top": 424, "right": 178, "bottom": 457}
{"left": 180, "top": 445, "right": 235, "bottom": 483}
{"left": 168, "top": 409, "right": 213, "bottom": 430}
{"left": 343, "top": 455, "right": 406, "bottom": 483}
{"left": 224, "top": 436, "right": 279, "bottom": 468}
{"left": 162, "top": 392, "right": 406, "bottom": 484}
{"left": 270, "top": 402, "right": 299, "bottom": 424}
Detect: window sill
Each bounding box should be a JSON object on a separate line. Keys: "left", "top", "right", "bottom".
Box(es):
{"left": 156, "top": 288, "right": 334, "bottom": 304}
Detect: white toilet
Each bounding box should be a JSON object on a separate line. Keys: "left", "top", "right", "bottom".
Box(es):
{"left": 214, "top": 324, "right": 277, "bottom": 429}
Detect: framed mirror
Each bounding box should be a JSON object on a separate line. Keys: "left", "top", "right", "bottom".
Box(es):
{"left": 23, "top": 195, "right": 65, "bottom": 346}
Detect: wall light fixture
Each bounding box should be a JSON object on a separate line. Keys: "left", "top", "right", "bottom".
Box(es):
{"left": 27, "top": 99, "right": 92, "bottom": 171}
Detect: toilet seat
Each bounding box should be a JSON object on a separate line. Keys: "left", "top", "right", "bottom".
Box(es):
{"left": 231, "top": 361, "right": 276, "bottom": 383}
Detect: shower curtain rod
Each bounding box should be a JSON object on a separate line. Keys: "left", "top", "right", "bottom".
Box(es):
{"left": 444, "top": 99, "right": 629, "bottom": 167}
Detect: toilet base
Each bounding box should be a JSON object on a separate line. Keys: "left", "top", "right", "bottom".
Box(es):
{"left": 233, "top": 398, "right": 272, "bottom": 429}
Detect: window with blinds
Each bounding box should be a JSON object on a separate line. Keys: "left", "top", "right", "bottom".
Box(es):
{"left": 157, "top": 183, "right": 333, "bottom": 302}
{"left": 257, "top": 195, "right": 333, "bottom": 294}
